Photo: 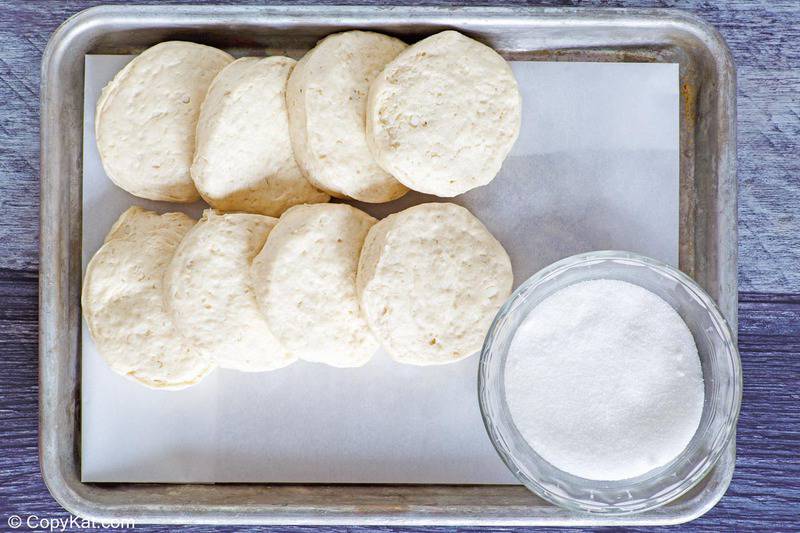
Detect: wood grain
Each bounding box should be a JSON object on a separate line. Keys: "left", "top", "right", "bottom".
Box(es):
{"left": 2, "top": 278, "right": 798, "bottom": 531}
{"left": 0, "top": 0, "right": 798, "bottom": 531}
{"left": 1, "top": 0, "right": 799, "bottom": 291}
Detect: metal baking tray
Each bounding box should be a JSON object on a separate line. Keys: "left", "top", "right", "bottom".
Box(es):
{"left": 40, "top": 5, "right": 737, "bottom": 526}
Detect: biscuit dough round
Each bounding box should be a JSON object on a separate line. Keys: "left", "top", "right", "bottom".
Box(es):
{"left": 164, "top": 210, "right": 295, "bottom": 372}
{"left": 251, "top": 204, "right": 379, "bottom": 367}
{"left": 366, "top": 31, "right": 522, "bottom": 197}
{"left": 96, "top": 41, "right": 233, "bottom": 202}
{"left": 82, "top": 207, "right": 214, "bottom": 389}
{"left": 192, "top": 57, "right": 329, "bottom": 216}
{"left": 286, "top": 31, "right": 408, "bottom": 202}
{"left": 357, "top": 203, "right": 513, "bottom": 365}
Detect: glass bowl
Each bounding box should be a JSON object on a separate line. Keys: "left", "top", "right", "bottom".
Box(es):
{"left": 478, "top": 250, "right": 742, "bottom": 515}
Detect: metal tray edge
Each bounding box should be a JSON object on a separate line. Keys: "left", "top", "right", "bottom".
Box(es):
{"left": 39, "top": 4, "right": 739, "bottom": 527}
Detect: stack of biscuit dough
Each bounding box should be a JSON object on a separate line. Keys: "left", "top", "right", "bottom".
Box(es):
{"left": 85, "top": 31, "right": 520, "bottom": 389}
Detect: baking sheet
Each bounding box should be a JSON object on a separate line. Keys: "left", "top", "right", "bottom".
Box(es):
{"left": 81, "top": 55, "right": 679, "bottom": 483}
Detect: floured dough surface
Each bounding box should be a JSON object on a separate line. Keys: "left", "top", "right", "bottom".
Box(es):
{"left": 163, "top": 210, "right": 295, "bottom": 372}
{"left": 82, "top": 207, "right": 214, "bottom": 389}
{"left": 366, "top": 30, "right": 521, "bottom": 197}
{"left": 287, "top": 31, "right": 408, "bottom": 202}
{"left": 251, "top": 204, "right": 379, "bottom": 367}
{"left": 96, "top": 41, "right": 233, "bottom": 202}
{"left": 357, "top": 203, "right": 513, "bottom": 365}
{"left": 192, "top": 57, "right": 329, "bottom": 216}
{"left": 103, "top": 204, "right": 173, "bottom": 243}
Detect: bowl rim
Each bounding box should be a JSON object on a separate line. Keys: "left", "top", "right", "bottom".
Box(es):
{"left": 478, "top": 250, "right": 743, "bottom": 515}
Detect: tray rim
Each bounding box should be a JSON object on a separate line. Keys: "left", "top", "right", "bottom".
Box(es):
{"left": 39, "top": 4, "right": 738, "bottom": 526}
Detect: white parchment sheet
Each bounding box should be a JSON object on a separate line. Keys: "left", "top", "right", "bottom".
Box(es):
{"left": 81, "top": 56, "right": 678, "bottom": 483}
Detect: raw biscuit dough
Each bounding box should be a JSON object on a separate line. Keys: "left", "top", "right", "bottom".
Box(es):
{"left": 163, "top": 210, "right": 296, "bottom": 372}
{"left": 81, "top": 207, "right": 214, "bottom": 389}
{"left": 357, "top": 203, "right": 513, "bottom": 365}
{"left": 96, "top": 41, "right": 233, "bottom": 202}
{"left": 286, "top": 31, "right": 408, "bottom": 202}
{"left": 251, "top": 204, "right": 379, "bottom": 367}
{"left": 366, "top": 30, "right": 522, "bottom": 197}
{"left": 192, "top": 57, "right": 329, "bottom": 216}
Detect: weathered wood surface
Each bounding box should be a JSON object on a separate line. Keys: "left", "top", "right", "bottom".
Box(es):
{"left": 0, "top": 0, "right": 798, "bottom": 531}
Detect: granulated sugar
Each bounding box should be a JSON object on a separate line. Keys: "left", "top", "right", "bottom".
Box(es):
{"left": 504, "top": 279, "right": 704, "bottom": 481}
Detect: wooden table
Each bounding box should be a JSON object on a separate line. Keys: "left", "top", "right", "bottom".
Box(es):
{"left": 1, "top": 1, "right": 797, "bottom": 531}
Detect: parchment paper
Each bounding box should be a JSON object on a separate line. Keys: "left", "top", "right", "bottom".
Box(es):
{"left": 81, "top": 56, "right": 678, "bottom": 483}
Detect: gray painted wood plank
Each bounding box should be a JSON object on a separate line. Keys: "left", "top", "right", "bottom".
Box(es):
{"left": 1, "top": 272, "right": 797, "bottom": 530}
{"left": 0, "top": 0, "right": 798, "bottom": 292}
{"left": 0, "top": 0, "right": 798, "bottom": 531}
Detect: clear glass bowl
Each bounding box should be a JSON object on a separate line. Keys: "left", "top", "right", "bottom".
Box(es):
{"left": 478, "top": 250, "right": 742, "bottom": 515}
